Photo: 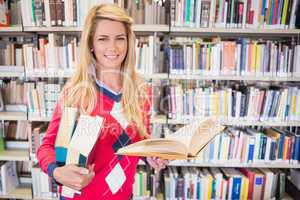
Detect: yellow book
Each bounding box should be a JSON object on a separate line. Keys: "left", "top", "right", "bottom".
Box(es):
{"left": 292, "top": 92, "right": 297, "bottom": 119}
{"left": 282, "top": 137, "right": 289, "bottom": 160}
{"left": 251, "top": 41, "right": 257, "bottom": 74}
{"left": 281, "top": 0, "right": 289, "bottom": 25}
{"left": 255, "top": 44, "right": 261, "bottom": 74}
{"left": 117, "top": 117, "right": 225, "bottom": 160}
{"left": 207, "top": 174, "right": 213, "bottom": 199}
{"left": 240, "top": 176, "right": 249, "bottom": 200}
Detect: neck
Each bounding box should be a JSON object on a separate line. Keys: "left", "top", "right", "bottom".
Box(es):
{"left": 96, "top": 68, "right": 122, "bottom": 92}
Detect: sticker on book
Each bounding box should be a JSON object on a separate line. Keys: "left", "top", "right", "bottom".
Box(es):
{"left": 110, "top": 102, "right": 129, "bottom": 129}
{"left": 105, "top": 163, "right": 126, "bottom": 194}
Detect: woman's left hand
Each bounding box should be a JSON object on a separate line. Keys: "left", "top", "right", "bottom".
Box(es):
{"left": 146, "top": 157, "right": 169, "bottom": 172}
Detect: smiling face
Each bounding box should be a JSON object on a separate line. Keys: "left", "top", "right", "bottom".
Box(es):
{"left": 92, "top": 19, "right": 128, "bottom": 72}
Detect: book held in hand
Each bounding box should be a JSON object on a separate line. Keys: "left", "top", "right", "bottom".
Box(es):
{"left": 116, "top": 117, "right": 225, "bottom": 160}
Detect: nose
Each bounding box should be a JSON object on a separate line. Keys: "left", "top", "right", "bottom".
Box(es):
{"left": 107, "top": 39, "right": 117, "bottom": 50}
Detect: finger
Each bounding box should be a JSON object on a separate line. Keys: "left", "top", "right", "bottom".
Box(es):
{"left": 71, "top": 166, "right": 89, "bottom": 175}
{"left": 88, "top": 164, "right": 95, "bottom": 173}
{"left": 80, "top": 172, "right": 95, "bottom": 188}
{"left": 65, "top": 182, "right": 82, "bottom": 191}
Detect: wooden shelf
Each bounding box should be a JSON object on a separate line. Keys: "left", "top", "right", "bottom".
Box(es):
{"left": 139, "top": 160, "right": 300, "bottom": 168}
{"left": 0, "top": 149, "right": 29, "bottom": 161}
{"left": 28, "top": 115, "right": 51, "bottom": 122}
{"left": 26, "top": 70, "right": 74, "bottom": 78}
{"left": 23, "top": 24, "right": 169, "bottom": 33}
{"left": 168, "top": 161, "right": 300, "bottom": 168}
{"left": 151, "top": 115, "right": 300, "bottom": 126}
{"left": 0, "top": 112, "right": 27, "bottom": 121}
{"left": 141, "top": 73, "right": 168, "bottom": 79}
{"left": 0, "top": 66, "right": 24, "bottom": 77}
{"left": 169, "top": 74, "right": 300, "bottom": 81}
{"left": 0, "top": 25, "right": 23, "bottom": 32}
{"left": 167, "top": 118, "right": 300, "bottom": 127}
{"left": 0, "top": 185, "right": 32, "bottom": 199}
{"left": 24, "top": 26, "right": 81, "bottom": 32}
{"left": 133, "top": 24, "right": 169, "bottom": 32}
{"left": 170, "top": 27, "right": 300, "bottom": 36}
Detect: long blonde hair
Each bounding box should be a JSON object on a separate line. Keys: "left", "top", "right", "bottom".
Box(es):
{"left": 62, "top": 4, "right": 150, "bottom": 138}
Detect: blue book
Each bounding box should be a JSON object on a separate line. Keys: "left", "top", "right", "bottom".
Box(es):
{"left": 270, "top": 140, "right": 277, "bottom": 160}
{"left": 292, "top": 135, "right": 300, "bottom": 161}
{"left": 261, "top": 135, "right": 267, "bottom": 160}
{"left": 248, "top": 136, "right": 255, "bottom": 162}
{"left": 232, "top": 176, "right": 242, "bottom": 200}
{"left": 278, "top": 133, "right": 285, "bottom": 159}
{"left": 209, "top": 141, "right": 214, "bottom": 161}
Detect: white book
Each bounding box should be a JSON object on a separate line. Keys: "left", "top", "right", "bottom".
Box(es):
{"left": 260, "top": 168, "right": 274, "bottom": 200}
{"left": 1, "top": 161, "right": 19, "bottom": 194}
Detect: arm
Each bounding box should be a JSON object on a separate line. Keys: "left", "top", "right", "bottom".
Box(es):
{"left": 37, "top": 102, "right": 95, "bottom": 190}
{"left": 37, "top": 103, "right": 62, "bottom": 177}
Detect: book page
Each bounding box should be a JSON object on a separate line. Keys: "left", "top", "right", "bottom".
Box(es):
{"left": 116, "top": 138, "right": 188, "bottom": 160}
{"left": 189, "top": 117, "right": 225, "bottom": 156}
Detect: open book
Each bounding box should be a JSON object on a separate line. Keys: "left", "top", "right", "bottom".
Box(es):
{"left": 116, "top": 117, "right": 225, "bottom": 160}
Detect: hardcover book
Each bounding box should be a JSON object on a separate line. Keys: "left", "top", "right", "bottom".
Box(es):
{"left": 116, "top": 117, "right": 225, "bottom": 160}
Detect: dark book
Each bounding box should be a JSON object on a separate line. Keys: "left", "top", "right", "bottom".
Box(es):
{"left": 55, "top": 0, "right": 64, "bottom": 26}
{"left": 49, "top": 0, "right": 57, "bottom": 26}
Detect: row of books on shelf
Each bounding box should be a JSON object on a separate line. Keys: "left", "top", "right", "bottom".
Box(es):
{"left": 27, "top": 81, "right": 61, "bottom": 118}
{"left": 3, "top": 0, "right": 300, "bottom": 29}
{"left": 134, "top": 166, "right": 300, "bottom": 200}
{"left": 167, "top": 38, "right": 300, "bottom": 77}
{"left": 0, "top": 80, "right": 62, "bottom": 119}
{"left": 0, "top": 121, "right": 28, "bottom": 140}
{"left": 28, "top": 121, "right": 300, "bottom": 168}
{"left": 193, "top": 127, "right": 300, "bottom": 164}
{"left": 4, "top": 35, "right": 300, "bottom": 79}
{"left": 23, "top": 34, "right": 78, "bottom": 73}
{"left": 163, "top": 166, "right": 288, "bottom": 200}
{"left": 32, "top": 166, "right": 58, "bottom": 199}
{"left": 162, "top": 84, "right": 300, "bottom": 122}
{"left": 170, "top": 0, "right": 300, "bottom": 29}
{"left": 17, "top": 0, "right": 167, "bottom": 28}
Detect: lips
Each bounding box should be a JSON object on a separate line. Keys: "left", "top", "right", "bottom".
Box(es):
{"left": 105, "top": 55, "right": 118, "bottom": 59}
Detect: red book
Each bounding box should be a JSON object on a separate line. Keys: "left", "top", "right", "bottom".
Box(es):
{"left": 240, "top": 168, "right": 255, "bottom": 200}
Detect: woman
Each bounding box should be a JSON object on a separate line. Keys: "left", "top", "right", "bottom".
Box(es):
{"left": 37, "top": 4, "right": 168, "bottom": 200}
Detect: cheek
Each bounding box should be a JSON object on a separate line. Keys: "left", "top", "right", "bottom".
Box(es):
{"left": 119, "top": 43, "right": 128, "bottom": 56}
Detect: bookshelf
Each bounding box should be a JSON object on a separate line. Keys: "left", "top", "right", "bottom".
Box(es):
{"left": 0, "top": 185, "right": 32, "bottom": 199}
{"left": 170, "top": 27, "right": 300, "bottom": 36}
{"left": 168, "top": 74, "right": 300, "bottom": 82}
{"left": 0, "top": 66, "right": 24, "bottom": 77}
{"left": 0, "top": 150, "right": 29, "bottom": 161}
{"left": 0, "top": 25, "right": 23, "bottom": 33}
{"left": 138, "top": 160, "right": 300, "bottom": 169}
{"left": 22, "top": 24, "right": 170, "bottom": 33}
{"left": 152, "top": 115, "right": 300, "bottom": 127}
{"left": 1, "top": 0, "right": 300, "bottom": 199}
{"left": 0, "top": 112, "right": 27, "bottom": 121}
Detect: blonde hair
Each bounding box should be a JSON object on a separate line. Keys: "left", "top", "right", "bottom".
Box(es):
{"left": 62, "top": 4, "right": 150, "bottom": 138}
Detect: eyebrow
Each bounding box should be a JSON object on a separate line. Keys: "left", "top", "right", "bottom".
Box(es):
{"left": 96, "top": 34, "right": 127, "bottom": 37}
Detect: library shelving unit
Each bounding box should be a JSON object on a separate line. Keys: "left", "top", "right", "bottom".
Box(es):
{"left": 1, "top": 1, "right": 300, "bottom": 200}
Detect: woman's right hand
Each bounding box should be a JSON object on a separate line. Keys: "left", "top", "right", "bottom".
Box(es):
{"left": 53, "top": 164, "right": 95, "bottom": 191}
